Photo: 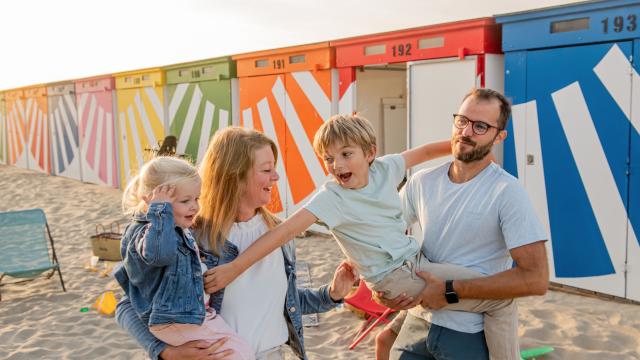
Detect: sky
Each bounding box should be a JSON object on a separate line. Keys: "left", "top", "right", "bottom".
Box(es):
{"left": 1, "top": 0, "right": 584, "bottom": 91}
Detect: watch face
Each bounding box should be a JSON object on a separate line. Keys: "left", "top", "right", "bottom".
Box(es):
{"left": 445, "top": 280, "right": 459, "bottom": 304}
{"left": 445, "top": 291, "right": 459, "bottom": 304}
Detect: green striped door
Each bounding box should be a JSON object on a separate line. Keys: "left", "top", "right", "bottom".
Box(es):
{"left": 165, "top": 58, "right": 236, "bottom": 164}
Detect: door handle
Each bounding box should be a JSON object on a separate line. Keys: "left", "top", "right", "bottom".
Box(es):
{"left": 526, "top": 154, "right": 535, "bottom": 165}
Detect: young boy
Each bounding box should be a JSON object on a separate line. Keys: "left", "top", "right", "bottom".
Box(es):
{"left": 208, "top": 114, "right": 518, "bottom": 360}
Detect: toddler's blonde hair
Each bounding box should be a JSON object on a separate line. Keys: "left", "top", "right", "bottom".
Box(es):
{"left": 122, "top": 156, "right": 199, "bottom": 216}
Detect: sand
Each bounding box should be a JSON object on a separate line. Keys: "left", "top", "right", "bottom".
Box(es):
{"left": 0, "top": 164, "right": 638, "bottom": 359}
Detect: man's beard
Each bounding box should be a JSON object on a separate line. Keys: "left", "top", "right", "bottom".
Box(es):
{"left": 452, "top": 136, "right": 494, "bottom": 163}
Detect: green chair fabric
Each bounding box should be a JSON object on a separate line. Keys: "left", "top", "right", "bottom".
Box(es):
{"left": 0, "top": 209, "right": 66, "bottom": 300}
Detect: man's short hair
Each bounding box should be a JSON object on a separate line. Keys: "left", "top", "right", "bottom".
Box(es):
{"left": 313, "top": 114, "right": 377, "bottom": 157}
{"left": 463, "top": 88, "right": 512, "bottom": 129}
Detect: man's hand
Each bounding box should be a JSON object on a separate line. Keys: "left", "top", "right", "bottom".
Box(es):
{"left": 329, "top": 261, "right": 358, "bottom": 301}
{"left": 204, "top": 263, "right": 241, "bottom": 294}
{"left": 415, "top": 271, "right": 447, "bottom": 310}
{"left": 160, "top": 338, "right": 233, "bottom": 360}
{"left": 373, "top": 290, "right": 421, "bottom": 311}
{"left": 142, "top": 184, "right": 176, "bottom": 204}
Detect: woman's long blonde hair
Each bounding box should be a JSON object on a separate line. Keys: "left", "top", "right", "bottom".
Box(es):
{"left": 195, "top": 127, "right": 279, "bottom": 254}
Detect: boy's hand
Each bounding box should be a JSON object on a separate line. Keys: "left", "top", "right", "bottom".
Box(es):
{"left": 142, "top": 184, "right": 176, "bottom": 205}
{"left": 329, "top": 261, "right": 359, "bottom": 301}
{"left": 204, "top": 263, "right": 241, "bottom": 294}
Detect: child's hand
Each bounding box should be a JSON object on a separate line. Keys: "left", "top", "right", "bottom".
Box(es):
{"left": 329, "top": 261, "right": 359, "bottom": 301}
{"left": 142, "top": 184, "right": 176, "bottom": 205}
{"left": 203, "top": 262, "right": 242, "bottom": 294}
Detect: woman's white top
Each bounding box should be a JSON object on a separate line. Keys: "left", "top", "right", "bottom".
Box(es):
{"left": 220, "top": 213, "right": 289, "bottom": 354}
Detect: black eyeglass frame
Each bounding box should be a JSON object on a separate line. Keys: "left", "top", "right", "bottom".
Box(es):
{"left": 452, "top": 114, "right": 503, "bottom": 135}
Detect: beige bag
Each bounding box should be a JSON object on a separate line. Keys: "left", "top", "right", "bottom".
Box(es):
{"left": 89, "top": 223, "right": 122, "bottom": 261}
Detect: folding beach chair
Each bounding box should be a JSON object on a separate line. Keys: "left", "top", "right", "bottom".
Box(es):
{"left": 344, "top": 281, "right": 396, "bottom": 350}
{"left": 0, "top": 209, "right": 66, "bottom": 300}
{"left": 157, "top": 135, "right": 178, "bottom": 156}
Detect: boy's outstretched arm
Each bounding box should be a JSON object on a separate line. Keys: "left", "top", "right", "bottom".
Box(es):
{"left": 204, "top": 208, "right": 318, "bottom": 293}
{"left": 402, "top": 140, "right": 451, "bottom": 170}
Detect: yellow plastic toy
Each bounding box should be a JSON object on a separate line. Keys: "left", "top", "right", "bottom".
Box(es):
{"left": 93, "top": 291, "right": 117, "bottom": 316}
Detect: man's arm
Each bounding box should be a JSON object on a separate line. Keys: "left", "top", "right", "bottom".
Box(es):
{"left": 418, "top": 240, "right": 549, "bottom": 309}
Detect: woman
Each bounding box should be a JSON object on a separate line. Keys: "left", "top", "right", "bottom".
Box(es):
{"left": 115, "top": 127, "right": 357, "bottom": 360}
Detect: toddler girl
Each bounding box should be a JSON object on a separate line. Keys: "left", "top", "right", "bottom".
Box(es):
{"left": 114, "top": 156, "right": 254, "bottom": 360}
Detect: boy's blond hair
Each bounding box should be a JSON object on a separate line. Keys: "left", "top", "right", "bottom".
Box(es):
{"left": 313, "top": 114, "right": 377, "bottom": 157}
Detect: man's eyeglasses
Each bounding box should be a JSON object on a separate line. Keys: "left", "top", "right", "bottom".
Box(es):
{"left": 452, "top": 114, "right": 503, "bottom": 135}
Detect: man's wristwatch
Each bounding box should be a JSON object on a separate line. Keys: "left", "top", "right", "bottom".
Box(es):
{"left": 445, "top": 280, "right": 459, "bottom": 304}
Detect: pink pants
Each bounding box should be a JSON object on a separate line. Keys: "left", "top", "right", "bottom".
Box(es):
{"left": 150, "top": 309, "right": 255, "bottom": 360}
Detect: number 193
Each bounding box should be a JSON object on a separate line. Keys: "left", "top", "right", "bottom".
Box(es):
{"left": 602, "top": 15, "right": 637, "bottom": 33}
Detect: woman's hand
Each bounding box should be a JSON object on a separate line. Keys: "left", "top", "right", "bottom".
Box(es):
{"left": 204, "top": 263, "right": 241, "bottom": 294}
{"left": 159, "top": 338, "right": 233, "bottom": 360}
{"left": 329, "top": 261, "right": 359, "bottom": 301}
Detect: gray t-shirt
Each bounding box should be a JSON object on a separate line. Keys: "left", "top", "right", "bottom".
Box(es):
{"left": 402, "top": 161, "right": 547, "bottom": 333}
{"left": 304, "top": 154, "right": 420, "bottom": 283}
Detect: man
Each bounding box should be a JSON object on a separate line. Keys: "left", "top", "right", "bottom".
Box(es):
{"left": 383, "top": 88, "right": 549, "bottom": 360}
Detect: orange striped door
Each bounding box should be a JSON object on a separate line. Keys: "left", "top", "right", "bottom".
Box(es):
{"left": 24, "top": 87, "right": 51, "bottom": 174}
{"left": 239, "top": 74, "right": 287, "bottom": 215}
{"left": 239, "top": 70, "right": 336, "bottom": 216}
{"left": 5, "top": 92, "right": 28, "bottom": 168}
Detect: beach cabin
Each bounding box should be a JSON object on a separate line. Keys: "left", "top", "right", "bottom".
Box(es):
{"left": 0, "top": 93, "right": 6, "bottom": 165}
{"left": 74, "top": 76, "right": 120, "bottom": 188}
{"left": 496, "top": 0, "right": 640, "bottom": 301}
{"left": 164, "top": 57, "right": 238, "bottom": 165}
{"left": 114, "top": 68, "right": 166, "bottom": 188}
{"left": 47, "top": 81, "right": 82, "bottom": 181}
{"left": 23, "top": 85, "right": 51, "bottom": 174}
{"left": 233, "top": 44, "right": 338, "bottom": 217}
{"left": 331, "top": 18, "right": 503, "bottom": 172}
{"left": 4, "top": 89, "right": 27, "bottom": 169}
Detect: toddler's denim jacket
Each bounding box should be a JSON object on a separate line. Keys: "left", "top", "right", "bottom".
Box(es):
{"left": 114, "top": 202, "right": 235, "bottom": 326}
{"left": 115, "top": 203, "right": 340, "bottom": 359}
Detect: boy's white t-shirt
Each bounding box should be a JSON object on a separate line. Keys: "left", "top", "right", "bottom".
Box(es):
{"left": 304, "top": 154, "right": 419, "bottom": 283}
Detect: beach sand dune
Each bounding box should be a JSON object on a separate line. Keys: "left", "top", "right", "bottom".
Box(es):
{"left": 1, "top": 164, "right": 638, "bottom": 359}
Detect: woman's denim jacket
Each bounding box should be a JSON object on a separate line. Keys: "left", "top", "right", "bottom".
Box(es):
{"left": 115, "top": 209, "right": 340, "bottom": 359}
